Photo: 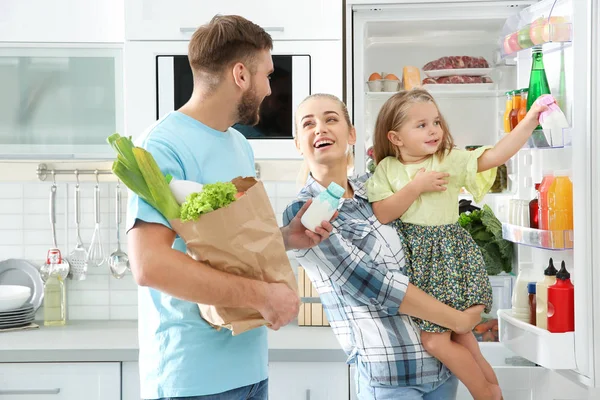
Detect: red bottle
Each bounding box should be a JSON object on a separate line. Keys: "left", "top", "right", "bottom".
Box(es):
{"left": 547, "top": 261, "right": 574, "bottom": 333}
{"left": 529, "top": 183, "right": 540, "bottom": 229}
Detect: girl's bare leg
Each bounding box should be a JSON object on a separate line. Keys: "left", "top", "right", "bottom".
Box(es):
{"left": 421, "top": 330, "right": 501, "bottom": 400}
{"left": 452, "top": 331, "right": 499, "bottom": 385}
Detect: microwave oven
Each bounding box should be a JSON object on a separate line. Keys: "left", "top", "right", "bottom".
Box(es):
{"left": 124, "top": 40, "right": 342, "bottom": 159}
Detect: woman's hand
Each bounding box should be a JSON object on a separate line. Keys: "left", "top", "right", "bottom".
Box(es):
{"left": 521, "top": 100, "right": 550, "bottom": 129}
{"left": 455, "top": 305, "right": 485, "bottom": 334}
{"left": 281, "top": 199, "right": 338, "bottom": 251}
{"left": 411, "top": 168, "right": 449, "bottom": 194}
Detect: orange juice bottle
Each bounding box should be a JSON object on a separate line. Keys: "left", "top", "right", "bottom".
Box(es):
{"left": 548, "top": 173, "right": 573, "bottom": 231}
{"left": 538, "top": 172, "right": 554, "bottom": 230}
{"left": 548, "top": 172, "right": 573, "bottom": 248}
{"left": 517, "top": 88, "right": 528, "bottom": 123}
{"left": 503, "top": 91, "right": 514, "bottom": 133}
{"left": 510, "top": 91, "right": 521, "bottom": 130}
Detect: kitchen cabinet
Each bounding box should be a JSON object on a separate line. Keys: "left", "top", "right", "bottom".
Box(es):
{"left": 125, "top": 0, "right": 342, "bottom": 41}
{"left": 0, "top": 362, "right": 120, "bottom": 399}
{"left": 269, "top": 362, "right": 349, "bottom": 400}
{"left": 0, "top": 44, "right": 123, "bottom": 159}
{"left": 0, "top": 0, "right": 124, "bottom": 43}
{"left": 121, "top": 362, "right": 140, "bottom": 400}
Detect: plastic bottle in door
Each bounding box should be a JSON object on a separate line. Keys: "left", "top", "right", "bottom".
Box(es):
{"left": 547, "top": 261, "right": 574, "bottom": 333}
{"left": 529, "top": 183, "right": 541, "bottom": 229}
{"left": 538, "top": 172, "right": 555, "bottom": 230}
{"left": 548, "top": 172, "right": 573, "bottom": 248}
{"left": 517, "top": 88, "right": 528, "bottom": 124}
{"left": 509, "top": 91, "right": 521, "bottom": 130}
{"left": 536, "top": 258, "right": 558, "bottom": 330}
{"left": 503, "top": 91, "right": 513, "bottom": 133}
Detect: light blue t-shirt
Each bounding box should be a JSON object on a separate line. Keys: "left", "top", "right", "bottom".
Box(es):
{"left": 126, "top": 111, "right": 267, "bottom": 399}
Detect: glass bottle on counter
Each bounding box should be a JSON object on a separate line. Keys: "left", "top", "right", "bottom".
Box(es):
{"left": 509, "top": 90, "right": 521, "bottom": 130}
{"left": 503, "top": 90, "right": 513, "bottom": 133}
{"left": 527, "top": 46, "right": 552, "bottom": 129}
{"left": 517, "top": 88, "right": 529, "bottom": 124}
{"left": 43, "top": 250, "right": 66, "bottom": 326}
{"left": 529, "top": 183, "right": 541, "bottom": 229}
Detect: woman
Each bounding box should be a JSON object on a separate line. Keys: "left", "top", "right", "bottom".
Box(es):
{"left": 284, "top": 93, "right": 485, "bottom": 400}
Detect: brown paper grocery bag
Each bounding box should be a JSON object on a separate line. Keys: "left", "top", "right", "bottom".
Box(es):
{"left": 170, "top": 176, "right": 297, "bottom": 335}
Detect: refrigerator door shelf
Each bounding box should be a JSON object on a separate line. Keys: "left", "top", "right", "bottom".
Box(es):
{"left": 502, "top": 223, "right": 573, "bottom": 250}
{"left": 498, "top": 309, "right": 575, "bottom": 370}
{"left": 501, "top": 23, "right": 573, "bottom": 59}
{"left": 525, "top": 128, "right": 572, "bottom": 149}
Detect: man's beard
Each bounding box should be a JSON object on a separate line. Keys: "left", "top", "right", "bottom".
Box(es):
{"left": 237, "top": 86, "right": 261, "bottom": 126}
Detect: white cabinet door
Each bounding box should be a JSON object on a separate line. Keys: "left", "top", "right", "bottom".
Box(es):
{"left": 0, "top": 362, "right": 120, "bottom": 400}
{"left": 125, "top": 0, "right": 342, "bottom": 41}
{"left": 269, "top": 362, "right": 349, "bottom": 400}
{"left": 0, "top": 0, "right": 124, "bottom": 43}
{"left": 122, "top": 362, "right": 140, "bottom": 400}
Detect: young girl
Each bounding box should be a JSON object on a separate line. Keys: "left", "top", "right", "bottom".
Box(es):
{"left": 366, "top": 89, "right": 548, "bottom": 400}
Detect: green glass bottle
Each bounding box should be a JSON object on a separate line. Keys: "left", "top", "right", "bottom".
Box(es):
{"left": 527, "top": 46, "right": 552, "bottom": 113}
{"left": 527, "top": 46, "right": 552, "bottom": 145}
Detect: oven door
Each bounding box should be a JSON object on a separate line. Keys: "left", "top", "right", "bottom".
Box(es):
{"left": 156, "top": 55, "right": 310, "bottom": 160}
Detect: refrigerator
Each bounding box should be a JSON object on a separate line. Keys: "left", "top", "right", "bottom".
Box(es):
{"left": 345, "top": 0, "right": 600, "bottom": 398}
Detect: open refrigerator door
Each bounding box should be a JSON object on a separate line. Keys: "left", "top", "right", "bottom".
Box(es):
{"left": 347, "top": 0, "right": 600, "bottom": 397}
{"left": 495, "top": 0, "right": 600, "bottom": 394}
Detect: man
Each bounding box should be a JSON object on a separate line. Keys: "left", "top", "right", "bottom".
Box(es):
{"left": 127, "top": 15, "right": 334, "bottom": 400}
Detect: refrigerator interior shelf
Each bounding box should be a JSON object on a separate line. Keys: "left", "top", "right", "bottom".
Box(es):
{"left": 502, "top": 223, "right": 573, "bottom": 250}
{"left": 498, "top": 309, "right": 576, "bottom": 370}
{"left": 525, "top": 127, "right": 572, "bottom": 149}
{"left": 366, "top": 89, "right": 504, "bottom": 100}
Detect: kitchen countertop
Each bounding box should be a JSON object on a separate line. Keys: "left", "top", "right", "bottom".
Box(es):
{"left": 0, "top": 320, "right": 347, "bottom": 363}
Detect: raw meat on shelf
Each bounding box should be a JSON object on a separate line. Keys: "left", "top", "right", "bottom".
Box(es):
{"left": 423, "top": 56, "right": 489, "bottom": 71}
{"left": 422, "top": 76, "right": 493, "bottom": 84}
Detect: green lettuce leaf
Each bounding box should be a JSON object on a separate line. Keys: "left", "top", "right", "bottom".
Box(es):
{"left": 180, "top": 182, "right": 237, "bottom": 222}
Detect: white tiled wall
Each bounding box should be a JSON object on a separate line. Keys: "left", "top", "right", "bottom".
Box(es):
{"left": 0, "top": 178, "right": 300, "bottom": 321}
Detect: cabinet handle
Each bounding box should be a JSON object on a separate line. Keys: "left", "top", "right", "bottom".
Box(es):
{"left": 306, "top": 389, "right": 311, "bottom": 400}
{"left": 179, "top": 27, "right": 197, "bottom": 33}
{"left": 180, "top": 26, "right": 284, "bottom": 33}
{"left": 0, "top": 389, "right": 61, "bottom": 395}
{"left": 263, "top": 27, "right": 284, "bottom": 32}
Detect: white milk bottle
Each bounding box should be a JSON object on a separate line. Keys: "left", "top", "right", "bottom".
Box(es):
{"left": 301, "top": 182, "right": 345, "bottom": 232}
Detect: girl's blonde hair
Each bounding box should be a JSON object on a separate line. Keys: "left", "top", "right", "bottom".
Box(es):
{"left": 372, "top": 89, "right": 455, "bottom": 164}
{"left": 294, "top": 93, "right": 355, "bottom": 186}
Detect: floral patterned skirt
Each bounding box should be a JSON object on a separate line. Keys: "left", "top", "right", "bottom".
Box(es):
{"left": 395, "top": 222, "right": 493, "bottom": 333}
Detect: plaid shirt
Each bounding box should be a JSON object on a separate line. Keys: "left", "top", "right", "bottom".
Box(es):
{"left": 283, "top": 174, "right": 449, "bottom": 387}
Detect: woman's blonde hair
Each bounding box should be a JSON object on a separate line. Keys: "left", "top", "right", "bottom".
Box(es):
{"left": 294, "top": 93, "right": 354, "bottom": 186}
{"left": 372, "top": 89, "right": 454, "bottom": 164}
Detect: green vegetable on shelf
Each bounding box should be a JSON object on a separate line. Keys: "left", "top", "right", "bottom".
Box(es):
{"left": 458, "top": 204, "right": 513, "bottom": 275}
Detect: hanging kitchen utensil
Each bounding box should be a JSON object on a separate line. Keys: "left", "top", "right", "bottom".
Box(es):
{"left": 86, "top": 171, "right": 105, "bottom": 268}
{"left": 108, "top": 181, "right": 129, "bottom": 279}
{"left": 41, "top": 172, "right": 70, "bottom": 281}
{"left": 67, "top": 170, "right": 87, "bottom": 280}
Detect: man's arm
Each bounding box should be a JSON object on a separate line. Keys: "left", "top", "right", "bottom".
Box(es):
{"left": 128, "top": 220, "right": 299, "bottom": 330}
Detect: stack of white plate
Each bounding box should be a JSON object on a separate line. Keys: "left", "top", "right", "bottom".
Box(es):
{"left": 0, "top": 303, "right": 35, "bottom": 329}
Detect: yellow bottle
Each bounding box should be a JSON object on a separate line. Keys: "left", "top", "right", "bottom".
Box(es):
{"left": 503, "top": 91, "right": 513, "bottom": 133}
{"left": 536, "top": 258, "right": 558, "bottom": 330}
{"left": 43, "top": 270, "right": 66, "bottom": 326}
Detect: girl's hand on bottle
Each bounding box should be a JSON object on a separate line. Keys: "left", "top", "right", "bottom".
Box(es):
{"left": 522, "top": 99, "right": 550, "bottom": 128}
{"left": 411, "top": 168, "right": 449, "bottom": 194}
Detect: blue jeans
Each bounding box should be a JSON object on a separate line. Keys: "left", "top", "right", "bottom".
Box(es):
{"left": 159, "top": 379, "right": 268, "bottom": 400}
{"left": 356, "top": 366, "right": 458, "bottom": 400}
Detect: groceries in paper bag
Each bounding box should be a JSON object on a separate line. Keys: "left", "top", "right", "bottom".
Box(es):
{"left": 107, "top": 134, "right": 296, "bottom": 335}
